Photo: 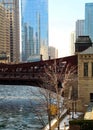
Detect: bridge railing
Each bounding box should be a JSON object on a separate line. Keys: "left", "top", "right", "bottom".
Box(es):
{"left": 0, "top": 71, "right": 42, "bottom": 79}
{"left": 0, "top": 55, "right": 78, "bottom": 80}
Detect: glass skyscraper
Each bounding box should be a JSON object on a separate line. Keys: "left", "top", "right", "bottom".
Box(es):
{"left": 76, "top": 20, "right": 85, "bottom": 39}
{"left": 85, "top": 3, "right": 93, "bottom": 41}
{"left": 20, "top": 0, "right": 48, "bottom": 61}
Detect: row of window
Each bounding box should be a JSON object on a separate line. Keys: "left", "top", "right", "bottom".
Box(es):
{"left": 84, "top": 62, "right": 93, "bottom": 76}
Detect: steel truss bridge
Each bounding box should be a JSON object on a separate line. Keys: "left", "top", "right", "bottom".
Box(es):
{"left": 0, "top": 55, "right": 77, "bottom": 91}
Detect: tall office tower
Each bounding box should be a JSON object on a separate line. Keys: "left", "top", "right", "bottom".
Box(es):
{"left": 76, "top": 20, "right": 85, "bottom": 39}
{"left": 0, "top": 0, "right": 20, "bottom": 63}
{"left": 0, "top": 3, "right": 10, "bottom": 62}
{"left": 70, "top": 32, "right": 75, "bottom": 55}
{"left": 21, "top": 0, "right": 48, "bottom": 62}
{"left": 48, "top": 46, "right": 58, "bottom": 59}
{"left": 85, "top": 3, "right": 93, "bottom": 41}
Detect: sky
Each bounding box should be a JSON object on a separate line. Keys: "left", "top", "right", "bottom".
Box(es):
{"left": 49, "top": 0, "right": 93, "bottom": 57}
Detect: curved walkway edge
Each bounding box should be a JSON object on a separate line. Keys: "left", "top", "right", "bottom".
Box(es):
{"left": 43, "top": 109, "right": 67, "bottom": 130}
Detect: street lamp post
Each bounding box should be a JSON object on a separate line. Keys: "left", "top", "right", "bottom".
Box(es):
{"left": 72, "top": 100, "right": 74, "bottom": 119}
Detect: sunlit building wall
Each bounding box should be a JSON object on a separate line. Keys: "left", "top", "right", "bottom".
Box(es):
{"left": 0, "top": 0, "right": 20, "bottom": 63}
{"left": 85, "top": 3, "right": 93, "bottom": 41}
{"left": 0, "top": 4, "right": 6, "bottom": 54}
{"left": 20, "top": 0, "right": 48, "bottom": 62}
{"left": 40, "top": 42, "right": 48, "bottom": 60}
{"left": 48, "top": 46, "right": 58, "bottom": 59}
{"left": 0, "top": 4, "right": 10, "bottom": 62}
{"left": 4, "top": 8, "right": 10, "bottom": 62}
{"left": 70, "top": 32, "right": 75, "bottom": 55}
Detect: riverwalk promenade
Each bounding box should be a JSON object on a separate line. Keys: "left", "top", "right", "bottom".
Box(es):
{"left": 43, "top": 110, "right": 83, "bottom": 130}
{"left": 43, "top": 109, "right": 67, "bottom": 130}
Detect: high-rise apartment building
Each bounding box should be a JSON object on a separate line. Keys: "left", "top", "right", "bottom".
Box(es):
{"left": 76, "top": 20, "right": 85, "bottom": 39}
{"left": 0, "top": 3, "right": 10, "bottom": 62}
{"left": 0, "top": 0, "right": 20, "bottom": 63}
{"left": 85, "top": 3, "right": 93, "bottom": 41}
{"left": 20, "top": 0, "right": 48, "bottom": 61}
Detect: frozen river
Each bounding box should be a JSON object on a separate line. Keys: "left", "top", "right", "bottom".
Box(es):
{"left": 0, "top": 85, "right": 48, "bottom": 130}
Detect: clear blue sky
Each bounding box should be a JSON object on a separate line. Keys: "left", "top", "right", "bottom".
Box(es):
{"left": 49, "top": 0, "right": 93, "bottom": 57}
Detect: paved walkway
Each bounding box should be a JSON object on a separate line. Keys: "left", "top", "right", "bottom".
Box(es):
{"left": 43, "top": 109, "right": 67, "bottom": 130}
{"left": 43, "top": 112, "right": 83, "bottom": 130}
{"left": 54, "top": 115, "right": 70, "bottom": 130}
{"left": 55, "top": 112, "right": 83, "bottom": 130}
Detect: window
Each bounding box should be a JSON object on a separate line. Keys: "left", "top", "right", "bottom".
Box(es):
{"left": 92, "top": 63, "right": 93, "bottom": 76}
{"left": 90, "top": 93, "right": 93, "bottom": 102}
{"left": 84, "top": 62, "right": 88, "bottom": 76}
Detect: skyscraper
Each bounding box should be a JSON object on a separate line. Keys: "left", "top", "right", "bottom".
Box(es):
{"left": 0, "top": 3, "right": 10, "bottom": 62}
{"left": 76, "top": 20, "right": 85, "bottom": 39}
{"left": 70, "top": 32, "right": 75, "bottom": 55}
{"left": 48, "top": 46, "right": 58, "bottom": 59}
{"left": 0, "top": 0, "right": 20, "bottom": 63}
{"left": 20, "top": 0, "right": 48, "bottom": 61}
{"left": 85, "top": 3, "right": 93, "bottom": 41}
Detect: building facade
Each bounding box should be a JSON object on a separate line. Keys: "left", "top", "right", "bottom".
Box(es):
{"left": 48, "top": 46, "right": 58, "bottom": 59}
{"left": 0, "top": 3, "right": 10, "bottom": 62}
{"left": 74, "top": 36, "right": 93, "bottom": 110}
{"left": 85, "top": 3, "right": 93, "bottom": 41}
{"left": 20, "top": 0, "right": 49, "bottom": 62}
{"left": 0, "top": 0, "right": 20, "bottom": 63}
{"left": 78, "top": 47, "right": 93, "bottom": 105}
{"left": 70, "top": 32, "right": 75, "bottom": 55}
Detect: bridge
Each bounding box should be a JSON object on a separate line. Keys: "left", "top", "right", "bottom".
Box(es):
{"left": 0, "top": 55, "right": 78, "bottom": 91}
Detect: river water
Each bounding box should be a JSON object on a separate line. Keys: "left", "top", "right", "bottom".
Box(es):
{"left": 0, "top": 85, "right": 48, "bottom": 130}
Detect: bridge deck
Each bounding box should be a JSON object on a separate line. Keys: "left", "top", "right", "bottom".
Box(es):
{"left": 0, "top": 55, "right": 78, "bottom": 91}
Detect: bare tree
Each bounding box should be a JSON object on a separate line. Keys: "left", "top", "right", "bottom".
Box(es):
{"left": 29, "top": 59, "right": 77, "bottom": 130}
{"left": 63, "top": 64, "right": 78, "bottom": 118}
{"left": 33, "top": 59, "right": 64, "bottom": 130}
{"left": 39, "top": 88, "right": 58, "bottom": 130}
{"left": 39, "top": 59, "right": 77, "bottom": 130}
